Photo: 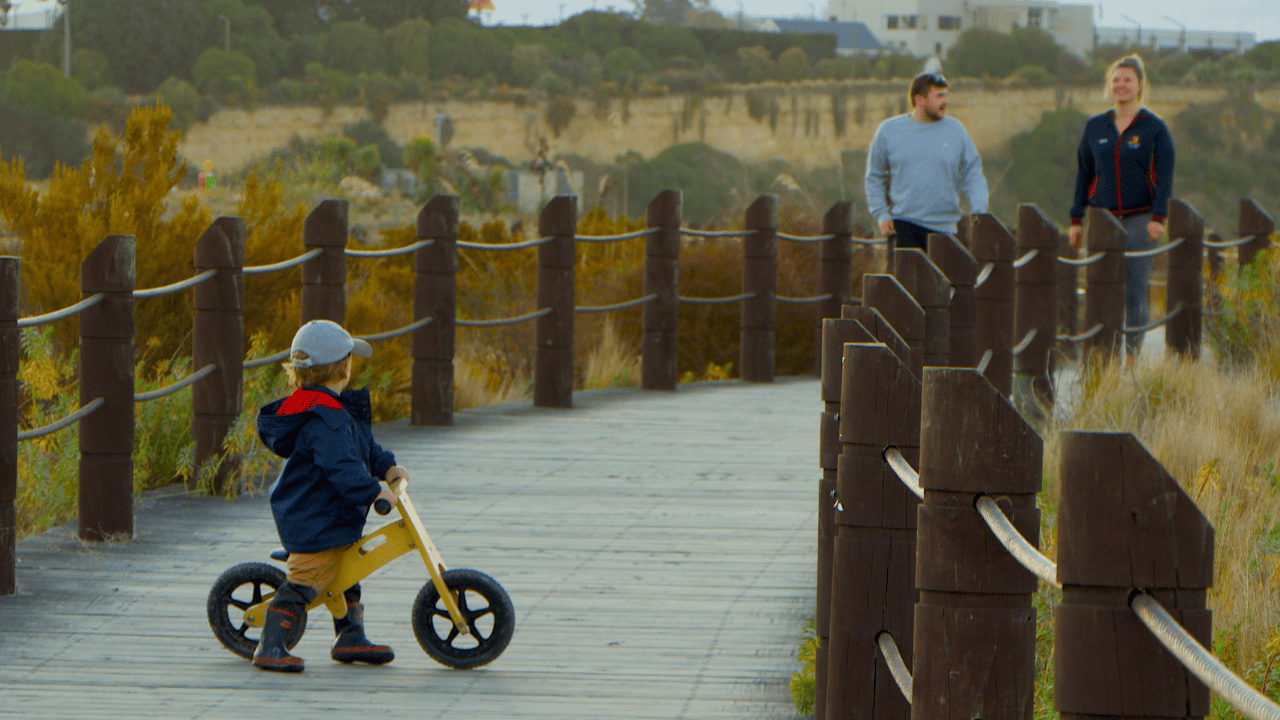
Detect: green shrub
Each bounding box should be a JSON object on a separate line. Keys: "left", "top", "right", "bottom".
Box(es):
{"left": 388, "top": 17, "right": 432, "bottom": 77}
{"left": 344, "top": 119, "right": 402, "bottom": 169}
{"left": 402, "top": 135, "right": 438, "bottom": 175}
{"left": 354, "top": 144, "right": 381, "bottom": 178}
{"left": 1013, "top": 64, "right": 1055, "bottom": 87}
{"left": 1000, "top": 107, "right": 1088, "bottom": 224}
{"left": 153, "top": 77, "right": 206, "bottom": 131}
{"left": 532, "top": 70, "right": 574, "bottom": 97}
{"left": 0, "top": 99, "right": 90, "bottom": 180}
{"left": 71, "top": 49, "right": 112, "bottom": 91}
{"left": 192, "top": 49, "right": 258, "bottom": 106}
{"left": 512, "top": 44, "right": 555, "bottom": 87}
{"left": 603, "top": 47, "right": 651, "bottom": 83}
{"left": 736, "top": 45, "right": 774, "bottom": 83}
{"left": 624, "top": 142, "right": 743, "bottom": 224}
{"left": 197, "top": 0, "right": 288, "bottom": 85}
{"left": 2, "top": 59, "right": 90, "bottom": 118}
{"left": 326, "top": 20, "right": 388, "bottom": 75}
{"left": 777, "top": 46, "right": 811, "bottom": 82}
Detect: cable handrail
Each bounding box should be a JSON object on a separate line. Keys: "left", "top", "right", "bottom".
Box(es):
{"left": 133, "top": 270, "right": 218, "bottom": 299}
{"left": 883, "top": 447, "right": 925, "bottom": 500}
{"left": 1057, "top": 323, "right": 1104, "bottom": 343}
{"left": 355, "top": 316, "right": 434, "bottom": 342}
{"left": 575, "top": 294, "right": 658, "bottom": 313}
{"left": 17, "top": 397, "right": 105, "bottom": 441}
{"left": 876, "top": 632, "right": 913, "bottom": 703}
{"left": 1058, "top": 251, "right": 1106, "bottom": 266}
{"left": 853, "top": 236, "right": 889, "bottom": 245}
{"left": 344, "top": 240, "right": 435, "bottom": 258}
{"left": 244, "top": 349, "right": 290, "bottom": 370}
{"left": 1204, "top": 235, "right": 1257, "bottom": 249}
{"left": 17, "top": 293, "right": 105, "bottom": 328}
{"left": 777, "top": 293, "right": 834, "bottom": 304}
{"left": 243, "top": 248, "right": 323, "bottom": 275}
{"left": 974, "top": 262, "right": 995, "bottom": 289}
{"left": 976, "top": 348, "right": 994, "bottom": 375}
{"left": 1124, "top": 304, "right": 1183, "bottom": 334}
{"left": 680, "top": 228, "right": 750, "bottom": 238}
{"left": 134, "top": 363, "right": 217, "bottom": 403}
{"left": 1124, "top": 236, "right": 1185, "bottom": 259}
{"left": 678, "top": 293, "right": 756, "bottom": 305}
{"left": 457, "top": 307, "right": 553, "bottom": 327}
{"left": 975, "top": 495, "right": 1059, "bottom": 586}
{"left": 1130, "top": 593, "right": 1280, "bottom": 720}
{"left": 1011, "top": 328, "right": 1037, "bottom": 356}
{"left": 777, "top": 232, "right": 836, "bottom": 243}
{"left": 574, "top": 228, "right": 660, "bottom": 242}
{"left": 457, "top": 236, "right": 554, "bottom": 250}
{"left": 1013, "top": 249, "right": 1039, "bottom": 269}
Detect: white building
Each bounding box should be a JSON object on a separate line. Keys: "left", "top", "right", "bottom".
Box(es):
{"left": 826, "top": 0, "right": 1094, "bottom": 59}
{"left": 1094, "top": 26, "right": 1255, "bottom": 54}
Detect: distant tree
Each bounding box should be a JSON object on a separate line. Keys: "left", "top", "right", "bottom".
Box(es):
{"left": 511, "top": 45, "right": 555, "bottom": 87}
{"left": 1244, "top": 41, "right": 1280, "bottom": 71}
{"left": 2, "top": 60, "right": 89, "bottom": 118}
{"left": 325, "top": 21, "right": 388, "bottom": 74}
{"left": 736, "top": 46, "right": 774, "bottom": 83}
{"left": 0, "top": 99, "right": 90, "bottom": 180}
{"left": 198, "top": 0, "right": 288, "bottom": 85}
{"left": 152, "top": 77, "right": 205, "bottom": 131}
{"left": 1003, "top": 107, "right": 1088, "bottom": 223}
{"left": 429, "top": 18, "right": 510, "bottom": 81}
{"left": 68, "top": 0, "right": 205, "bottom": 94}
{"left": 625, "top": 142, "right": 742, "bottom": 224}
{"left": 388, "top": 18, "right": 431, "bottom": 77}
{"left": 192, "top": 49, "right": 258, "bottom": 106}
{"left": 353, "top": 0, "right": 467, "bottom": 28}
{"left": 631, "top": 0, "right": 694, "bottom": 26}
{"left": 632, "top": 22, "right": 703, "bottom": 68}
{"left": 947, "top": 27, "right": 1020, "bottom": 78}
{"left": 777, "top": 46, "right": 811, "bottom": 82}
{"left": 71, "top": 49, "right": 112, "bottom": 91}
{"left": 603, "top": 47, "right": 651, "bottom": 82}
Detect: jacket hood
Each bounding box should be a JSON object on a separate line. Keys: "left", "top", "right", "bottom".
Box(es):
{"left": 256, "top": 386, "right": 373, "bottom": 458}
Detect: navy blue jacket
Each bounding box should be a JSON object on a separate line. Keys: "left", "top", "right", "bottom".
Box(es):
{"left": 257, "top": 386, "right": 396, "bottom": 554}
{"left": 1070, "top": 108, "right": 1176, "bottom": 225}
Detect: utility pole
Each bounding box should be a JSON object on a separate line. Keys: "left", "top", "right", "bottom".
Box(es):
{"left": 1162, "top": 15, "right": 1185, "bottom": 53}
{"left": 219, "top": 15, "right": 230, "bottom": 54}
{"left": 1120, "top": 13, "right": 1141, "bottom": 46}
{"left": 559, "top": 3, "right": 565, "bottom": 22}
{"left": 58, "top": 0, "right": 70, "bottom": 78}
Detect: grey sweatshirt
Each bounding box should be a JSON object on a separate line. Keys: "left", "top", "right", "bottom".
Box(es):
{"left": 864, "top": 114, "right": 989, "bottom": 234}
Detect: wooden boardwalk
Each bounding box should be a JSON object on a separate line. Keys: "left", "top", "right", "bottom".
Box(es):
{"left": 0, "top": 379, "right": 817, "bottom": 719}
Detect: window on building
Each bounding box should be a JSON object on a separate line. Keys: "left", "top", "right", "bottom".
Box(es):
{"left": 886, "top": 14, "right": 899, "bottom": 29}
{"left": 1027, "top": 8, "right": 1042, "bottom": 27}
{"left": 938, "top": 15, "right": 961, "bottom": 30}
{"left": 903, "top": 14, "right": 918, "bottom": 28}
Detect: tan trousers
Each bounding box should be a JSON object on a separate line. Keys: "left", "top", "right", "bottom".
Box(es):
{"left": 284, "top": 546, "right": 347, "bottom": 596}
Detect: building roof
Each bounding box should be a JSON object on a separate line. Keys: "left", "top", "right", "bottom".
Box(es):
{"left": 771, "top": 19, "right": 883, "bottom": 52}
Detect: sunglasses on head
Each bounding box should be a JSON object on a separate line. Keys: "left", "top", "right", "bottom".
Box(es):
{"left": 921, "top": 73, "right": 947, "bottom": 85}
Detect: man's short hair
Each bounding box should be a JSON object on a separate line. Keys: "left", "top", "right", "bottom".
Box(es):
{"left": 909, "top": 72, "right": 948, "bottom": 108}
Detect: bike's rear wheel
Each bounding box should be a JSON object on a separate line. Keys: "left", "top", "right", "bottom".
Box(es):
{"left": 207, "top": 562, "right": 307, "bottom": 660}
{"left": 412, "top": 568, "right": 514, "bottom": 669}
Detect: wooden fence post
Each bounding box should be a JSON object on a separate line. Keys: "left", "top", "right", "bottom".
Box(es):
{"left": 862, "top": 274, "right": 925, "bottom": 379}
{"left": 815, "top": 202, "right": 854, "bottom": 375}
{"left": 826, "top": 341, "right": 920, "bottom": 720}
{"left": 1165, "top": 199, "right": 1204, "bottom": 358}
{"left": 971, "top": 214, "right": 1016, "bottom": 397}
{"left": 1057, "top": 233, "right": 1079, "bottom": 361}
{"left": 79, "top": 236, "right": 135, "bottom": 541}
{"left": 0, "top": 257, "right": 17, "bottom": 594}
{"left": 413, "top": 195, "right": 459, "bottom": 426}
{"left": 1239, "top": 199, "right": 1275, "bottom": 271}
{"left": 928, "top": 233, "right": 977, "bottom": 368}
{"left": 192, "top": 218, "right": 245, "bottom": 494}
{"left": 891, "top": 248, "right": 949, "bottom": 367}
{"left": 1014, "top": 205, "right": 1059, "bottom": 412}
{"left": 301, "top": 199, "right": 348, "bottom": 324}
{"left": 536, "top": 195, "right": 578, "bottom": 408}
{"left": 1056, "top": 432, "right": 1213, "bottom": 719}
{"left": 843, "top": 305, "right": 912, "bottom": 371}
{"left": 914, "top": 367, "right": 1041, "bottom": 720}
{"left": 643, "top": 190, "right": 681, "bottom": 391}
{"left": 1083, "top": 207, "right": 1127, "bottom": 358}
{"left": 742, "top": 195, "right": 777, "bottom": 383}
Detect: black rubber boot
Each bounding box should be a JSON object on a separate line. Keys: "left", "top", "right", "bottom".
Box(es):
{"left": 331, "top": 589, "right": 395, "bottom": 665}
{"left": 252, "top": 582, "right": 314, "bottom": 672}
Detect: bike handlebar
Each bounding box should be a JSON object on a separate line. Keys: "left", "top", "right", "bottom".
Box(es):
{"left": 374, "top": 497, "right": 393, "bottom": 515}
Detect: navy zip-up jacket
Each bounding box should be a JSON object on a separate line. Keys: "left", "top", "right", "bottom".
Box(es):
{"left": 1070, "top": 108, "right": 1175, "bottom": 225}
{"left": 257, "top": 385, "right": 396, "bottom": 554}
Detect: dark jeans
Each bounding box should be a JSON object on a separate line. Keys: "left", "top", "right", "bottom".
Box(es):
{"left": 1120, "top": 213, "right": 1154, "bottom": 357}
{"left": 892, "top": 219, "right": 934, "bottom": 251}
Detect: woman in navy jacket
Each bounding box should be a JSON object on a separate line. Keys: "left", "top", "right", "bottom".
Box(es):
{"left": 1068, "top": 54, "right": 1175, "bottom": 359}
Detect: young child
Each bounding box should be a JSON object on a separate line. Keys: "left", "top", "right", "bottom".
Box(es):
{"left": 253, "top": 319, "right": 408, "bottom": 672}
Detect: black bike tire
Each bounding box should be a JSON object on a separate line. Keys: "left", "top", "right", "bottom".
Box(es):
{"left": 411, "top": 568, "right": 515, "bottom": 670}
{"left": 206, "top": 562, "right": 308, "bottom": 660}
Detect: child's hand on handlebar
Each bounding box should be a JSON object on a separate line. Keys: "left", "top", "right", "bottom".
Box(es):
{"left": 384, "top": 465, "right": 409, "bottom": 483}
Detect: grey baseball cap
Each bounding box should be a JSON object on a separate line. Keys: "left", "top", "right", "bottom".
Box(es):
{"left": 289, "top": 320, "right": 373, "bottom": 368}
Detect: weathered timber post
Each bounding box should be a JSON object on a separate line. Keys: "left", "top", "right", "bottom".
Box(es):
{"left": 1239, "top": 199, "right": 1275, "bottom": 271}
{"left": 643, "top": 190, "right": 681, "bottom": 391}
{"left": 1014, "top": 205, "right": 1059, "bottom": 412}
{"left": 971, "top": 214, "right": 1016, "bottom": 396}
{"left": 413, "top": 195, "right": 459, "bottom": 425}
{"left": 1056, "top": 432, "right": 1214, "bottom": 719}
{"left": 955, "top": 214, "right": 971, "bottom": 248}
{"left": 79, "top": 236, "right": 135, "bottom": 541}
{"left": 742, "top": 195, "right": 777, "bottom": 383}
{"left": 862, "top": 274, "right": 925, "bottom": 379}
{"left": 192, "top": 218, "right": 245, "bottom": 493}
{"left": 1057, "top": 233, "right": 1079, "bottom": 361}
{"left": 301, "top": 199, "right": 348, "bottom": 324}
{"left": 1082, "top": 207, "right": 1127, "bottom": 358}
{"left": 913, "top": 367, "right": 1041, "bottom": 720}
{"left": 817, "top": 316, "right": 879, "bottom": 719}
{"left": 826, "top": 342, "right": 920, "bottom": 720}
{"left": 0, "top": 257, "right": 17, "bottom": 594}
{"left": 928, "top": 233, "right": 978, "bottom": 368}
{"left": 891, "top": 248, "right": 949, "bottom": 367}
{"left": 843, "top": 304, "right": 911, "bottom": 370}
{"left": 814, "top": 202, "right": 854, "bottom": 375}
{"left": 1165, "top": 199, "right": 1204, "bottom": 358}
{"left": 536, "top": 195, "right": 578, "bottom": 408}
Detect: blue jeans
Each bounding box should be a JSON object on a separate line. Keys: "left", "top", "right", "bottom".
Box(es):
{"left": 1121, "top": 213, "right": 1154, "bottom": 357}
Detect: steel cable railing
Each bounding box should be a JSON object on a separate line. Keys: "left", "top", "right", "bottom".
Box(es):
{"left": 458, "top": 236, "right": 554, "bottom": 251}
{"left": 243, "top": 248, "right": 323, "bottom": 275}
{"left": 355, "top": 316, "right": 434, "bottom": 342}
{"left": 1057, "top": 323, "right": 1103, "bottom": 343}
{"left": 876, "top": 632, "right": 914, "bottom": 702}
{"left": 17, "top": 294, "right": 104, "bottom": 328}
{"left": 134, "top": 363, "right": 217, "bottom": 403}
{"left": 884, "top": 447, "right": 925, "bottom": 499}
{"left": 244, "top": 350, "right": 290, "bottom": 370}
{"left": 133, "top": 270, "right": 218, "bottom": 299}
{"left": 777, "top": 293, "right": 834, "bottom": 305}
{"left": 1124, "top": 304, "right": 1183, "bottom": 334}
{"left": 574, "top": 228, "right": 659, "bottom": 242}
{"left": 344, "top": 240, "right": 435, "bottom": 258}
{"left": 575, "top": 295, "right": 658, "bottom": 313}
{"left": 1013, "top": 249, "right": 1039, "bottom": 269}
{"left": 678, "top": 293, "right": 756, "bottom": 305}
{"left": 1058, "top": 251, "right": 1106, "bottom": 266}
{"left": 1011, "top": 328, "right": 1037, "bottom": 356}
{"left": 974, "top": 262, "right": 995, "bottom": 289}
{"left": 680, "top": 229, "right": 751, "bottom": 238}
{"left": 777, "top": 232, "right": 836, "bottom": 243}
{"left": 1204, "top": 235, "right": 1257, "bottom": 249}
{"left": 1124, "top": 237, "right": 1185, "bottom": 259}
{"left": 976, "top": 348, "right": 994, "bottom": 374}
{"left": 457, "top": 307, "right": 553, "bottom": 328}
{"left": 17, "top": 397, "right": 105, "bottom": 441}
{"left": 974, "top": 496, "right": 1059, "bottom": 586}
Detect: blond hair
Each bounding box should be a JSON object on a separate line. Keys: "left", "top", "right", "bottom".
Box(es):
{"left": 282, "top": 351, "right": 349, "bottom": 388}
{"left": 1103, "top": 54, "right": 1148, "bottom": 105}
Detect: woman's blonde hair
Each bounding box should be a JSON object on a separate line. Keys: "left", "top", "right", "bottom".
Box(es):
{"left": 1103, "top": 54, "right": 1148, "bottom": 104}
{"left": 282, "top": 351, "right": 349, "bottom": 388}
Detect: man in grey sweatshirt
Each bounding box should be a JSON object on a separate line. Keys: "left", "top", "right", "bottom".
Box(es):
{"left": 864, "top": 73, "right": 988, "bottom": 250}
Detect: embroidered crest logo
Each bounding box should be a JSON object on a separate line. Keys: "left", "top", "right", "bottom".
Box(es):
{"left": 1127, "top": 135, "right": 1141, "bottom": 149}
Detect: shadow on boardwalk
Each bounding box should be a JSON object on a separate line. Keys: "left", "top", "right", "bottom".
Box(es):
{"left": 0, "top": 379, "right": 817, "bottom": 719}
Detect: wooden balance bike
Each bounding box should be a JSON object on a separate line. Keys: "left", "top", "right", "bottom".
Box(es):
{"left": 206, "top": 478, "right": 515, "bottom": 669}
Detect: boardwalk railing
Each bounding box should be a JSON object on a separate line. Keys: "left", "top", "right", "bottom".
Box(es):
{"left": 816, "top": 195, "right": 1280, "bottom": 720}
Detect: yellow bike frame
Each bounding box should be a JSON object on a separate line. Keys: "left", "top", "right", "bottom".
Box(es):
{"left": 242, "top": 479, "right": 469, "bottom": 634}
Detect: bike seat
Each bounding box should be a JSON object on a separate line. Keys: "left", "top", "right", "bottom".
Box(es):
{"left": 269, "top": 548, "right": 289, "bottom": 562}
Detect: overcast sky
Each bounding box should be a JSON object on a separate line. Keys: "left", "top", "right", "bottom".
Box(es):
{"left": 5, "top": 0, "right": 1277, "bottom": 42}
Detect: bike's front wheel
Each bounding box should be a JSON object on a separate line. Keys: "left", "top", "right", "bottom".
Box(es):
{"left": 207, "top": 562, "right": 307, "bottom": 660}
{"left": 412, "top": 568, "right": 514, "bottom": 669}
